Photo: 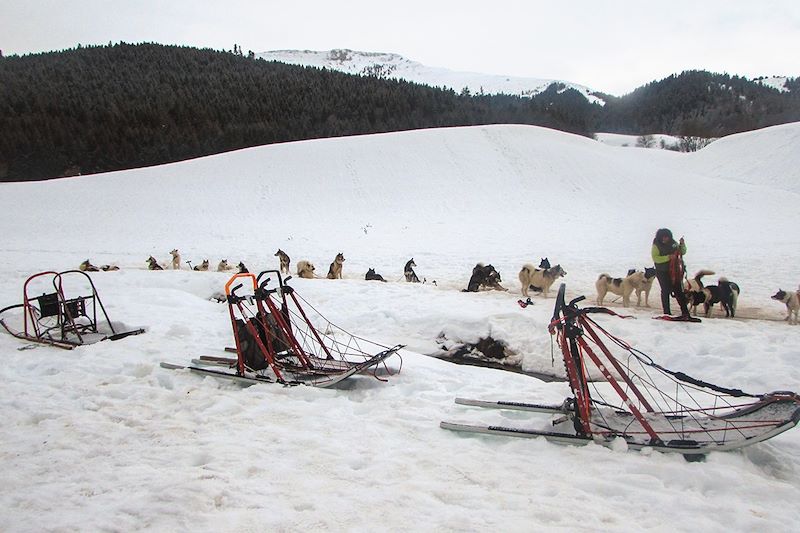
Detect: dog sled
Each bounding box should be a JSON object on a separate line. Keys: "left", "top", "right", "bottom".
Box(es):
{"left": 161, "top": 270, "right": 403, "bottom": 387}
{"left": 441, "top": 284, "right": 800, "bottom": 457}
{"left": 0, "top": 270, "right": 144, "bottom": 349}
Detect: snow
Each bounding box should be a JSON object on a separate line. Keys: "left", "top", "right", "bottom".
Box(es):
{"left": 1, "top": 122, "right": 800, "bottom": 531}
{"left": 755, "top": 76, "right": 790, "bottom": 92}
{"left": 258, "top": 48, "right": 606, "bottom": 104}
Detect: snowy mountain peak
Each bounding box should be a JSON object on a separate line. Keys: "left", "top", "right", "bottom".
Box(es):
{"left": 257, "top": 48, "right": 606, "bottom": 105}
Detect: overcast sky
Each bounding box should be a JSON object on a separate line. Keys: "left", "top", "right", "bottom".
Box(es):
{"left": 2, "top": 0, "right": 798, "bottom": 95}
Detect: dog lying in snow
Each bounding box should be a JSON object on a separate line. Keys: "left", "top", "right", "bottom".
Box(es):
{"left": 275, "top": 249, "right": 291, "bottom": 275}
{"left": 771, "top": 287, "right": 800, "bottom": 324}
{"left": 518, "top": 262, "right": 566, "bottom": 298}
{"left": 217, "top": 259, "right": 233, "bottom": 272}
{"left": 296, "top": 260, "right": 316, "bottom": 279}
{"left": 193, "top": 259, "right": 209, "bottom": 271}
{"left": 463, "top": 263, "right": 506, "bottom": 292}
{"left": 237, "top": 262, "right": 249, "bottom": 274}
{"left": 365, "top": 268, "right": 387, "bottom": 282}
{"left": 147, "top": 256, "right": 164, "bottom": 270}
{"left": 327, "top": 253, "right": 345, "bottom": 279}
{"left": 79, "top": 260, "right": 119, "bottom": 272}
{"left": 170, "top": 249, "right": 181, "bottom": 270}
{"left": 404, "top": 258, "right": 420, "bottom": 283}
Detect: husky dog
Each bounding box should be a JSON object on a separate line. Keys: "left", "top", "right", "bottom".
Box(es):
{"left": 519, "top": 264, "right": 567, "bottom": 298}
{"left": 365, "top": 268, "right": 387, "bottom": 282}
{"left": 297, "top": 260, "right": 316, "bottom": 279}
{"left": 193, "top": 259, "right": 209, "bottom": 271}
{"left": 404, "top": 258, "right": 420, "bottom": 283}
{"left": 771, "top": 287, "right": 800, "bottom": 324}
{"left": 463, "top": 263, "right": 506, "bottom": 292}
{"left": 627, "top": 267, "right": 657, "bottom": 307}
{"left": 327, "top": 253, "right": 345, "bottom": 279}
{"left": 685, "top": 270, "right": 716, "bottom": 315}
{"left": 595, "top": 271, "right": 637, "bottom": 307}
{"left": 715, "top": 277, "right": 740, "bottom": 317}
{"left": 237, "top": 262, "right": 249, "bottom": 274}
{"left": 147, "top": 256, "right": 163, "bottom": 270}
{"left": 275, "top": 249, "right": 291, "bottom": 275}
{"left": 80, "top": 259, "right": 100, "bottom": 272}
{"left": 538, "top": 257, "right": 551, "bottom": 270}
{"left": 217, "top": 259, "right": 233, "bottom": 272}
{"left": 170, "top": 249, "right": 181, "bottom": 270}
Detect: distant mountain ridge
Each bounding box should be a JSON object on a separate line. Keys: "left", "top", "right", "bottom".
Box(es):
{"left": 258, "top": 48, "right": 607, "bottom": 104}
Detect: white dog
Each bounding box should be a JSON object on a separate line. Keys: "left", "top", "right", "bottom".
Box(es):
{"left": 170, "top": 249, "right": 181, "bottom": 270}
{"left": 519, "top": 264, "right": 567, "bottom": 298}
{"left": 771, "top": 288, "right": 800, "bottom": 325}
{"left": 596, "top": 272, "right": 636, "bottom": 307}
{"left": 297, "top": 260, "right": 316, "bottom": 279}
{"left": 628, "top": 267, "right": 657, "bottom": 307}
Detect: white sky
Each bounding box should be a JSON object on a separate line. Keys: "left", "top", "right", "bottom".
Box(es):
{"left": 1, "top": 0, "right": 798, "bottom": 95}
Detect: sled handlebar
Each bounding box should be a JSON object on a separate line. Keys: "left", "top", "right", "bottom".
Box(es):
{"left": 224, "top": 273, "right": 257, "bottom": 295}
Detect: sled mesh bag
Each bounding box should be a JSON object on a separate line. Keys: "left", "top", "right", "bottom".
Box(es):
{"left": 236, "top": 318, "right": 269, "bottom": 371}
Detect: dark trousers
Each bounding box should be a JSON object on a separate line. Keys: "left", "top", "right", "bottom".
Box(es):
{"left": 655, "top": 269, "right": 690, "bottom": 316}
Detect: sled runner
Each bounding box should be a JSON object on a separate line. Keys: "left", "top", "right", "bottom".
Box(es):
{"left": 0, "top": 270, "right": 144, "bottom": 349}
{"left": 162, "top": 270, "right": 402, "bottom": 387}
{"left": 442, "top": 284, "right": 800, "bottom": 456}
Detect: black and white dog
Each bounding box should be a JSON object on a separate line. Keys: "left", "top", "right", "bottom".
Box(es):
{"left": 404, "top": 258, "right": 420, "bottom": 283}
{"left": 686, "top": 273, "right": 740, "bottom": 318}
{"left": 463, "top": 263, "right": 506, "bottom": 292}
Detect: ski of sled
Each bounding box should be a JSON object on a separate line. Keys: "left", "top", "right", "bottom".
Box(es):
{"left": 161, "top": 346, "right": 400, "bottom": 388}
{"left": 439, "top": 418, "right": 800, "bottom": 455}
{"left": 454, "top": 397, "right": 570, "bottom": 414}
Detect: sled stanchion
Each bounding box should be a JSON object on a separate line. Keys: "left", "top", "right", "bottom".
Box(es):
{"left": 285, "top": 290, "right": 335, "bottom": 362}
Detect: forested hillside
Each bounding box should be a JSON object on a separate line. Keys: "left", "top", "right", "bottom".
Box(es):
{"left": 1, "top": 43, "right": 797, "bottom": 181}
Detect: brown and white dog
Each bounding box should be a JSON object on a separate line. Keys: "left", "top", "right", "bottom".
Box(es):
{"left": 297, "top": 260, "right": 316, "bottom": 279}
{"left": 217, "top": 259, "right": 233, "bottom": 272}
{"left": 275, "top": 249, "right": 291, "bottom": 275}
{"left": 771, "top": 287, "right": 800, "bottom": 324}
{"left": 519, "top": 263, "right": 567, "bottom": 298}
{"left": 80, "top": 259, "right": 100, "bottom": 272}
{"left": 170, "top": 249, "right": 181, "bottom": 270}
{"left": 193, "top": 259, "right": 209, "bottom": 271}
{"left": 595, "top": 271, "right": 637, "bottom": 307}
{"left": 327, "top": 253, "right": 345, "bottom": 279}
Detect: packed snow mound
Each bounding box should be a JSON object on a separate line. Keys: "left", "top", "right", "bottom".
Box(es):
{"left": 258, "top": 48, "right": 605, "bottom": 104}
{"left": 676, "top": 122, "right": 800, "bottom": 194}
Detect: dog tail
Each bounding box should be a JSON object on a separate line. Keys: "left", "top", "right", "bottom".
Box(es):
{"left": 597, "top": 273, "right": 612, "bottom": 282}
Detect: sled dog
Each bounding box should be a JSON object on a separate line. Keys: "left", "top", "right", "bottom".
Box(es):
{"left": 463, "top": 263, "right": 506, "bottom": 292}
{"left": 80, "top": 260, "right": 100, "bottom": 272}
{"left": 170, "top": 249, "right": 181, "bottom": 270}
{"left": 147, "top": 256, "right": 164, "bottom": 270}
{"left": 365, "top": 268, "right": 387, "bottom": 282}
{"left": 685, "top": 270, "right": 716, "bottom": 315}
{"left": 275, "top": 249, "right": 291, "bottom": 275}
{"left": 628, "top": 267, "right": 657, "bottom": 307}
{"left": 237, "top": 262, "right": 249, "bottom": 274}
{"left": 327, "top": 253, "right": 345, "bottom": 279}
{"left": 217, "top": 259, "right": 233, "bottom": 272}
{"left": 297, "top": 260, "right": 316, "bottom": 279}
{"left": 404, "top": 259, "right": 420, "bottom": 283}
{"left": 771, "top": 288, "right": 800, "bottom": 325}
{"left": 519, "top": 264, "right": 567, "bottom": 298}
{"left": 193, "top": 259, "right": 209, "bottom": 271}
{"left": 595, "top": 271, "right": 637, "bottom": 307}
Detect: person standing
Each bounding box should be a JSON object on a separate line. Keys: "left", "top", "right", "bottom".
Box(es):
{"left": 651, "top": 228, "right": 691, "bottom": 317}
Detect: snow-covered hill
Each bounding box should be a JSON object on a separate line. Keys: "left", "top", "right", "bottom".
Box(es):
{"left": 258, "top": 48, "right": 606, "bottom": 104}
{"left": 2, "top": 123, "right": 800, "bottom": 531}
